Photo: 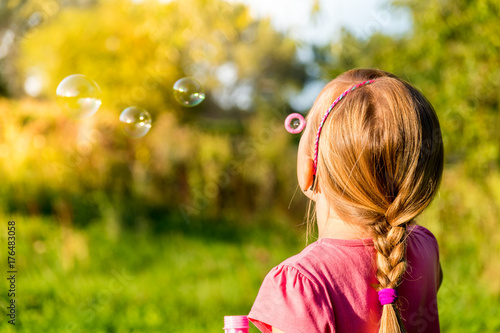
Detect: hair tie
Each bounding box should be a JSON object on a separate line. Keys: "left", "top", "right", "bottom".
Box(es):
{"left": 313, "top": 79, "right": 377, "bottom": 175}
{"left": 378, "top": 288, "right": 398, "bottom": 305}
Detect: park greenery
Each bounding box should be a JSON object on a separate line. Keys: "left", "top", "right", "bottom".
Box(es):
{"left": 0, "top": 0, "right": 499, "bottom": 332}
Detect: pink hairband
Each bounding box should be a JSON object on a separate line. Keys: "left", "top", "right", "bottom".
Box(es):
{"left": 313, "top": 79, "right": 377, "bottom": 174}
{"left": 378, "top": 288, "right": 398, "bottom": 305}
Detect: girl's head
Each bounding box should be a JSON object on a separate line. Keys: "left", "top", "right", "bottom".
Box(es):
{"left": 297, "top": 68, "right": 444, "bottom": 333}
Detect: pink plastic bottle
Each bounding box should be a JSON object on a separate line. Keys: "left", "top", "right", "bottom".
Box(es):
{"left": 223, "top": 315, "right": 249, "bottom": 333}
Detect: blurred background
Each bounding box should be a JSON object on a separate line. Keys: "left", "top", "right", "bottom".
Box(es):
{"left": 0, "top": 0, "right": 499, "bottom": 332}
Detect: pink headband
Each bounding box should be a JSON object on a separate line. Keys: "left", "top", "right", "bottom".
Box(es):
{"left": 313, "top": 79, "right": 377, "bottom": 175}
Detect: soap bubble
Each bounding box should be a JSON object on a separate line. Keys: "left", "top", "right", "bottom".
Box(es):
{"left": 119, "top": 107, "right": 152, "bottom": 138}
{"left": 284, "top": 113, "right": 306, "bottom": 134}
{"left": 56, "top": 74, "right": 102, "bottom": 119}
{"left": 173, "top": 77, "right": 205, "bottom": 107}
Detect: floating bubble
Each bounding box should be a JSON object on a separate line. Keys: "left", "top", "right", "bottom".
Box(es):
{"left": 119, "top": 106, "right": 152, "bottom": 139}
{"left": 173, "top": 77, "right": 205, "bottom": 107}
{"left": 284, "top": 113, "right": 306, "bottom": 134}
{"left": 56, "top": 74, "right": 102, "bottom": 119}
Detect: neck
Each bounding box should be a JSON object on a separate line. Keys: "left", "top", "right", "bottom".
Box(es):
{"left": 315, "top": 193, "right": 371, "bottom": 240}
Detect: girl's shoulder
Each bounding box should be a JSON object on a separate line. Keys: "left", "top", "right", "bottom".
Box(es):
{"left": 271, "top": 241, "right": 324, "bottom": 283}
{"left": 274, "top": 237, "right": 375, "bottom": 285}
{"left": 407, "top": 224, "right": 440, "bottom": 254}
{"left": 408, "top": 223, "right": 437, "bottom": 237}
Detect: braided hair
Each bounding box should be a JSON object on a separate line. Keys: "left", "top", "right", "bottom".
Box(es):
{"left": 306, "top": 69, "right": 443, "bottom": 333}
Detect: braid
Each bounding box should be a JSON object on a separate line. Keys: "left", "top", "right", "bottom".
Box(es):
{"left": 373, "top": 218, "right": 407, "bottom": 289}
{"left": 371, "top": 214, "right": 409, "bottom": 333}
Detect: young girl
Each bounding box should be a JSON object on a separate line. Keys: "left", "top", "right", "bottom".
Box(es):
{"left": 248, "top": 69, "right": 443, "bottom": 333}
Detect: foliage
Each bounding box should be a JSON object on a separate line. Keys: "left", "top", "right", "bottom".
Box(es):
{"left": 422, "top": 167, "right": 500, "bottom": 331}
{"left": 0, "top": 0, "right": 499, "bottom": 331}
{"left": 4, "top": 0, "right": 308, "bottom": 228}
{"left": 17, "top": 0, "right": 306, "bottom": 120}
{"left": 323, "top": 0, "right": 500, "bottom": 176}
{"left": 0, "top": 97, "right": 304, "bottom": 230}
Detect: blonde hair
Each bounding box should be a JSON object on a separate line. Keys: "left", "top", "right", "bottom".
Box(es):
{"left": 305, "top": 69, "right": 444, "bottom": 333}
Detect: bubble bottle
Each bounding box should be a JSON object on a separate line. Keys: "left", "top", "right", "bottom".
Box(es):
{"left": 223, "top": 315, "right": 249, "bottom": 333}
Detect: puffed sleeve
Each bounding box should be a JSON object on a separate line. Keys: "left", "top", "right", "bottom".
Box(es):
{"left": 409, "top": 225, "right": 441, "bottom": 291}
{"left": 248, "top": 264, "right": 335, "bottom": 333}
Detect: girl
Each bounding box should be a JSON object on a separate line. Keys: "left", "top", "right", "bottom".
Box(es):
{"left": 248, "top": 69, "right": 443, "bottom": 333}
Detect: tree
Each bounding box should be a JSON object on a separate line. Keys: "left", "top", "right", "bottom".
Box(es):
{"left": 17, "top": 0, "right": 306, "bottom": 121}
{"left": 320, "top": 0, "right": 500, "bottom": 175}
{"left": 4, "top": 0, "right": 308, "bottom": 226}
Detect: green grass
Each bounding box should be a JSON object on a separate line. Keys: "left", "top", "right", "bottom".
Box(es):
{"left": 0, "top": 213, "right": 303, "bottom": 333}
{"left": 1, "top": 167, "right": 500, "bottom": 332}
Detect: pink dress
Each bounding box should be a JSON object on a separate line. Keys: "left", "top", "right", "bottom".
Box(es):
{"left": 248, "top": 225, "right": 441, "bottom": 333}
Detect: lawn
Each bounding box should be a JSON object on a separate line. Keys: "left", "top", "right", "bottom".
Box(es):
{"left": 1, "top": 168, "right": 500, "bottom": 333}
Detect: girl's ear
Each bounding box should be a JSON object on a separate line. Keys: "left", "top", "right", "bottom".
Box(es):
{"left": 296, "top": 121, "right": 316, "bottom": 199}
{"left": 298, "top": 157, "right": 315, "bottom": 199}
